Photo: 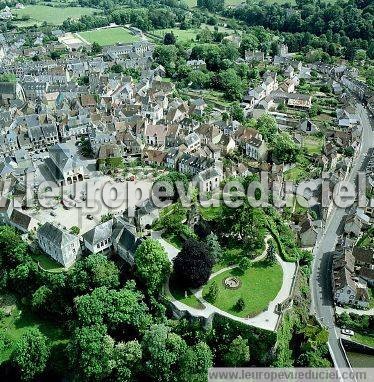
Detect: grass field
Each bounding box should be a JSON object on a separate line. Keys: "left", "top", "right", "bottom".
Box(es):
{"left": 151, "top": 28, "right": 198, "bottom": 42}
{"left": 202, "top": 261, "right": 283, "bottom": 318}
{"left": 303, "top": 135, "right": 324, "bottom": 155}
{"left": 199, "top": 205, "right": 223, "bottom": 221}
{"left": 169, "top": 280, "right": 204, "bottom": 310}
{"left": 13, "top": 5, "right": 96, "bottom": 26}
{"left": 284, "top": 164, "right": 308, "bottom": 182}
{"left": 352, "top": 333, "right": 374, "bottom": 348}
{"left": 79, "top": 27, "right": 140, "bottom": 46}
{"left": 31, "top": 251, "right": 65, "bottom": 273}
{"left": 0, "top": 295, "right": 67, "bottom": 363}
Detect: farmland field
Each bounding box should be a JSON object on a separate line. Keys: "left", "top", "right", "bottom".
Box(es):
{"left": 79, "top": 27, "right": 141, "bottom": 46}
{"left": 13, "top": 5, "right": 97, "bottom": 26}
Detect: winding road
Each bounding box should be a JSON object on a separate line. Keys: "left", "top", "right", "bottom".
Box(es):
{"left": 310, "top": 102, "right": 374, "bottom": 373}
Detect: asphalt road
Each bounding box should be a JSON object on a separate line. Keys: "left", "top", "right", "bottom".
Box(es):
{"left": 310, "top": 103, "right": 374, "bottom": 374}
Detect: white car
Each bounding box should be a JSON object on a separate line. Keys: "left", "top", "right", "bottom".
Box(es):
{"left": 341, "top": 328, "right": 354, "bottom": 336}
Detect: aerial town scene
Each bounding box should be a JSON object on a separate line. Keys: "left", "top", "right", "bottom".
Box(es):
{"left": 0, "top": 0, "right": 373, "bottom": 381}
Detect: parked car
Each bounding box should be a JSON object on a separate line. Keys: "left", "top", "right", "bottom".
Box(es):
{"left": 341, "top": 328, "right": 354, "bottom": 336}
{"left": 87, "top": 214, "right": 94, "bottom": 220}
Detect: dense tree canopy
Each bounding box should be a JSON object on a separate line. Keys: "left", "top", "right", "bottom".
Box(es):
{"left": 12, "top": 328, "right": 50, "bottom": 381}
{"left": 173, "top": 239, "right": 214, "bottom": 288}
{"left": 68, "top": 253, "right": 120, "bottom": 294}
{"left": 134, "top": 239, "right": 171, "bottom": 294}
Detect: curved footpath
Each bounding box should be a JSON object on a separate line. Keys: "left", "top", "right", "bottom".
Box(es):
{"left": 161, "top": 235, "right": 297, "bottom": 332}
{"left": 310, "top": 102, "right": 374, "bottom": 374}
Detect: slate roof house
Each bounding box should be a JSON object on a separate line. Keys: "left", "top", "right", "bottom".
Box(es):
{"left": 332, "top": 251, "right": 369, "bottom": 309}
{"left": 45, "top": 143, "right": 85, "bottom": 186}
{"left": 38, "top": 222, "right": 80, "bottom": 267}
{"left": 112, "top": 217, "right": 143, "bottom": 266}
{"left": 9, "top": 209, "right": 38, "bottom": 234}
{"left": 83, "top": 220, "right": 113, "bottom": 254}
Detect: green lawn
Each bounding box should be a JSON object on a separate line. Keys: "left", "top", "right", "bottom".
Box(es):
{"left": 352, "top": 333, "right": 374, "bottom": 348}
{"left": 303, "top": 136, "right": 324, "bottom": 155}
{"left": 168, "top": 280, "right": 204, "bottom": 310}
{"left": 199, "top": 205, "right": 223, "bottom": 221}
{"left": 0, "top": 295, "right": 67, "bottom": 363}
{"left": 284, "top": 164, "right": 308, "bottom": 182}
{"left": 357, "top": 226, "right": 374, "bottom": 249}
{"left": 202, "top": 261, "right": 283, "bottom": 318}
{"left": 79, "top": 27, "right": 140, "bottom": 46}
{"left": 31, "top": 251, "right": 65, "bottom": 272}
{"left": 13, "top": 5, "right": 96, "bottom": 26}
{"left": 162, "top": 232, "right": 183, "bottom": 250}
{"left": 151, "top": 28, "right": 198, "bottom": 42}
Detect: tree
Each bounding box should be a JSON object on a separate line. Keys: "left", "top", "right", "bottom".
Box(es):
{"left": 218, "top": 68, "right": 244, "bottom": 101}
{"left": 229, "top": 102, "right": 244, "bottom": 123}
{"left": 31, "top": 285, "right": 52, "bottom": 311}
{"left": 79, "top": 136, "right": 93, "bottom": 158}
{"left": 239, "top": 257, "right": 251, "bottom": 273}
{"left": 223, "top": 336, "right": 250, "bottom": 366}
{"left": 205, "top": 281, "right": 218, "bottom": 303}
{"left": 156, "top": 171, "right": 189, "bottom": 202}
{"left": 0, "top": 225, "right": 29, "bottom": 269}
{"left": 153, "top": 45, "right": 177, "bottom": 72}
{"left": 12, "top": 328, "right": 50, "bottom": 380}
{"left": 271, "top": 132, "right": 301, "bottom": 163}
{"left": 91, "top": 41, "right": 102, "bottom": 54}
{"left": 180, "top": 342, "right": 213, "bottom": 382}
{"left": 256, "top": 114, "right": 277, "bottom": 143}
{"left": 111, "top": 63, "right": 124, "bottom": 73}
{"left": 234, "top": 297, "right": 245, "bottom": 312}
{"left": 266, "top": 241, "right": 277, "bottom": 264}
{"left": 69, "top": 253, "right": 120, "bottom": 294}
{"left": 239, "top": 34, "right": 259, "bottom": 56}
{"left": 142, "top": 324, "right": 187, "bottom": 381}
{"left": 70, "top": 226, "right": 80, "bottom": 235}
{"left": 74, "top": 283, "right": 151, "bottom": 332}
{"left": 164, "top": 31, "right": 176, "bottom": 45}
{"left": 205, "top": 233, "right": 223, "bottom": 263}
{"left": 197, "top": 0, "right": 225, "bottom": 12}
{"left": 68, "top": 324, "right": 114, "bottom": 381}
{"left": 113, "top": 340, "right": 142, "bottom": 381}
{"left": 50, "top": 50, "right": 62, "bottom": 60}
{"left": 173, "top": 239, "right": 214, "bottom": 289}
{"left": 134, "top": 239, "right": 171, "bottom": 294}
{"left": 188, "top": 70, "right": 211, "bottom": 89}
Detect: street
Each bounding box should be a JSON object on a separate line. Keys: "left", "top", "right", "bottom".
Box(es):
{"left": 310, "top": 103, "right": 374, "bottom": 374}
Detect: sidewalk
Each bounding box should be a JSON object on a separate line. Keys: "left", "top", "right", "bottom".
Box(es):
{"left": 160, "top": 234, "right": 297, "bottom": 332}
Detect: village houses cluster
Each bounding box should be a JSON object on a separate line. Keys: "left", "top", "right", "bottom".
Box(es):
{"left": 0, "top": 25, "right": 372, "bottom": 314}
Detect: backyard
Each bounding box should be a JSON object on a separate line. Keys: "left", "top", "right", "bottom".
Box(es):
{"left": 202, "top": 262, "right": 283, "bottom": 318}
{"left": 13, "top": 4, "right": 96, "bottom": 26}
{"left": 79, "top": 27, "right": 141, "bottom": 46}
{"left": 31, "top": 251, "right": 65, "bottom": 273}
{"left": 303, "top": 135, "right": 324, "bottom": 155}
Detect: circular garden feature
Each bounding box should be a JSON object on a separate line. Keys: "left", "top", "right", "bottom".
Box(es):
{"left": 223, "top": 276, "right": 241, "bottom": 289}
